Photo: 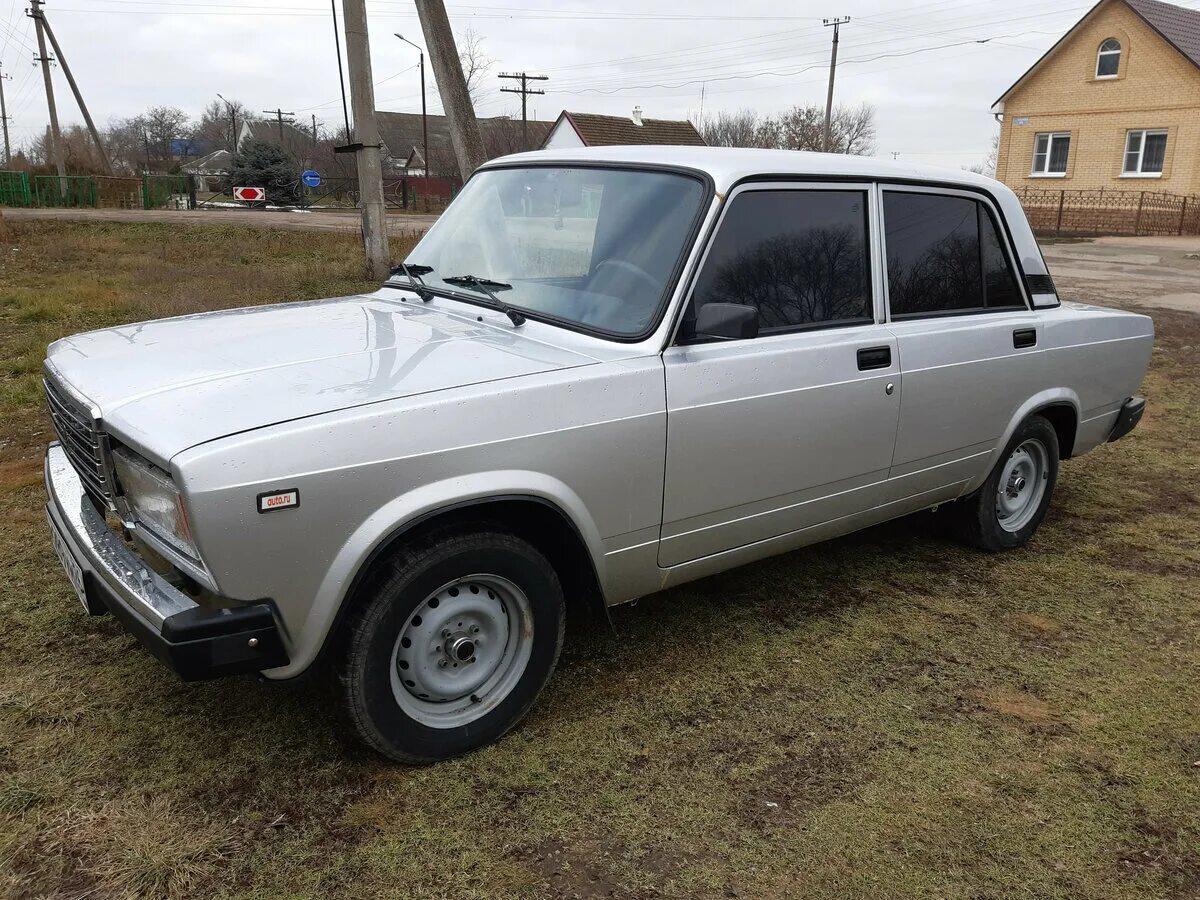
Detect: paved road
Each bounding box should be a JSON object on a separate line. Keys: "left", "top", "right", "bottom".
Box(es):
{"left": 1042, "top": 234, "right": 1200, "bottom": 315}
{"left": 4, "top": 206, "right": 440, "bottom": 235}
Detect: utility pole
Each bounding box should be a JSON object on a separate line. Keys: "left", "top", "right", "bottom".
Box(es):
{"left": 36, "top": 6, "right": 112, "bottom": 173}
{"left": 0, "top": 64, "right": 11, "bottom": 167}
{"left": 217, "top": 93, "right": 238, "bottom": 151}
{"left": 311, "top": 113, "right": 318, "bottom": 143}
{"left": 340, "top": 0, "right": 389, "bottom": 280}
{"left": 29, "top": 0, "right": 65, "bottom": 180}
{"left": 263, "top": 107, "right": 295, "bottom": 145}
{"left": 414, "top": 0, "right": 486, "bottom": 178}
{"left": 822, "top": 16, "right": 850, "bottom": 153}
{"left": 394, "top": 34, "right": 427, "bottom": 183}
{"left": 498, "top": 72, "right": 548, "bottom": 150}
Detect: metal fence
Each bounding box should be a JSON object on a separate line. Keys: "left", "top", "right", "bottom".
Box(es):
{"left": 1016, "top": 187, "right": 1200, "bottom": 237}
{"left": 0, "top": 171, "right": 195, "bottom": 210}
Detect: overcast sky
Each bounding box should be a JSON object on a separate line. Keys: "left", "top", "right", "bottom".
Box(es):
{"left": 1, "top": 0, "right": 1188, "bottom": 168}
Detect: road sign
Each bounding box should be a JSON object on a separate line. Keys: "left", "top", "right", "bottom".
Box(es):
{"left": 301, "top": 170, "right": 321, "bottom": 188}
{"left": 233, "top": 186, "right": 266, "bottom": 202}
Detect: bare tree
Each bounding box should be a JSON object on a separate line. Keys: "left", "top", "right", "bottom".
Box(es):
{"left": 142, "top": 105, "right": 192, "bottom": 166}
{"left": 458, "top": 27, "right": 493, "bottom": 106}
{"left": 104, "top": 115, "right": 149, "bottom": 173}
{"left": 968, "top": 130, "right": 1000, "bottom": 177}
{"left": 193, "top": 97, "right": 252, "bottom": 151}
{"left": 701, "top": 103, "right": 876, "bottom": 155}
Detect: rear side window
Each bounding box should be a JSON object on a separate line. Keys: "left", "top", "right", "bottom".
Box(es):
{"left": 883, "top": 191, "right": 1026, "bottom": 317}
{"left": 689, "top": 189, "right": 872, "bottom": 334}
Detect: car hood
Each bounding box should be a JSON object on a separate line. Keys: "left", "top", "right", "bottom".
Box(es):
{"left": 46, "top": 292, "right": 599, "bottom": 462}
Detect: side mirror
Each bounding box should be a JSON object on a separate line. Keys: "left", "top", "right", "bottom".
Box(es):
{"left": 694, "top": 302, "right": 759, "bottom": 340}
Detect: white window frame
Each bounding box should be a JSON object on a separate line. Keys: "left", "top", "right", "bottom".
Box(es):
{"left": 1031, "top": 132, "right": 1070, "bottom": 177}
{"left": 1096, "top": 39, "right": 1121, "bottom": 78}
{"left": 1122, "top": 129, "right": 1167, "bottom": 178}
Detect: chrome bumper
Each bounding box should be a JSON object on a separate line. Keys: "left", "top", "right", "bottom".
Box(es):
{"left": 44, "top": 443, "right": 289, "bottom": 680}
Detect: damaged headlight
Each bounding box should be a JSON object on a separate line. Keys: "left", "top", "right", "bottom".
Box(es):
{"left": 111, "top": 446, "right": 198, "bottom": 559}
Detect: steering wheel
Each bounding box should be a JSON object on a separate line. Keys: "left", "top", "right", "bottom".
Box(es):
{"left": 591, "top": 258, "right": 662, "bottom": 296}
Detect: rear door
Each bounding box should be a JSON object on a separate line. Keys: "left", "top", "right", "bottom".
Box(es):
{"left": 879, "top": 186, "right": 1045, "bottom": 502}
{"left": 659, "top": 183, "right": 901, "bottom": 567}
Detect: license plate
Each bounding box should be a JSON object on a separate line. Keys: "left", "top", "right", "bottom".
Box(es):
{"left": 47, "top": 511, "right": 88, "bottom": 612}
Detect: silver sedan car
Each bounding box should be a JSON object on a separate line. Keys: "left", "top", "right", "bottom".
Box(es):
{"left": 43, "top": 147, "right": 1152, "bottom": 762}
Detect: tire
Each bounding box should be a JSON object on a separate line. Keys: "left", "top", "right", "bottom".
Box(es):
{"left": 950, "top": 415, "right": 1060, "bottom": 552}
{"left": 339, "top": 530, "right": 565, "bottom": 764}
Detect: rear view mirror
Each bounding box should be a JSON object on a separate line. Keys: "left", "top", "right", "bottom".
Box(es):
{"left": 694, "top": 302, "right": 759, "bottom": 340}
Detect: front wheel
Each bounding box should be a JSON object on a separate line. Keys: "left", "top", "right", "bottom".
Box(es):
{"left": 950, "top": 415, "right": 1060, "bottom": 552}
{"left": 339, "top": 530, "right": 565, "bottom": 763}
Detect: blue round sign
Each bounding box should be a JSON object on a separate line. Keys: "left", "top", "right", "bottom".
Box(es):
{"left": 301, "top": 169, "right": 321, "bottom": 187}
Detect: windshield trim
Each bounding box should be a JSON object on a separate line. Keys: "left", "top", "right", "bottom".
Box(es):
{"left": 407, "top": 160, "right": 715, "bottom": 344}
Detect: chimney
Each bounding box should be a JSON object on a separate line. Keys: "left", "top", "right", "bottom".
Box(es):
{"left": 631, "top": 106, "right": 643, "bottom": 127}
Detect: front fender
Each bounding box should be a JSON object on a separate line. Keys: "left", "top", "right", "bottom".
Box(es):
{"left": 266, "top": 470, "right": 606, "bottom": 679}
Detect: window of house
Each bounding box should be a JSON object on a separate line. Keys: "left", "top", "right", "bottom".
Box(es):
{"left": 687, "top": 189, "right": 873, "bottom": 335}
{"left": 1031, "top": 132, "right": 1070, "bottom": 176}
{"left": 883, "top": 191, "right": 1026, "bottom": 317}
{"left": 1096, "top": 38, "right": 1121, "bottom": 77}
{"left": 1123, "top": 129, "right": 1167, "bottom": 175}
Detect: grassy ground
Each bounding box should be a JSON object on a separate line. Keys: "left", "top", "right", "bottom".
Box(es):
{"left": 1, "top": 220, "right": 1197, "bottom": 900}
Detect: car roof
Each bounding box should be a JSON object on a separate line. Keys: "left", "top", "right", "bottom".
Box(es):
{"left": 482, "top": 145, "right": 1005, "bottom": 196}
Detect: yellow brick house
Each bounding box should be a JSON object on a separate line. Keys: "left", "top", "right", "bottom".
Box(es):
{"left": 993, "top": 0, "right": 1200, "bottom": 195}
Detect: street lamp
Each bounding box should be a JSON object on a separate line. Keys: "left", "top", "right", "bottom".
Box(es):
{"left": 394, "top": 33, "right": 428, "bottom": 185}
{"left": 216, "top": 92, "right": 238, "bottom": 152}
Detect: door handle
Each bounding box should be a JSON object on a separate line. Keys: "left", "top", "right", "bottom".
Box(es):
{"left": 857, "top": 346, "right": 891, "bottom": 371}
{"left": 1013, "top": 328, "right": 1037, "bottom": 349}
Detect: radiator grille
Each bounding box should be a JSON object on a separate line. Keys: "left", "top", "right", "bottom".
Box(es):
{"left": 44, "top": 373, "right": 109, "bottom": 505}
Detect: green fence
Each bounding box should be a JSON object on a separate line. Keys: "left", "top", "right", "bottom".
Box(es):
{"left": 0, "top": 172, "right": 196, "bottom": 210}
{"left": 0, "top": 171, "right": 32, "bottom": 207}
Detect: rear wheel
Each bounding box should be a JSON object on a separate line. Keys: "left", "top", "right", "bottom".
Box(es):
{"left": 339, "top": 530, "right": 565, "bottom": 763}
{"left": 951, "top": 415, "right": 1059, "bottom": 551}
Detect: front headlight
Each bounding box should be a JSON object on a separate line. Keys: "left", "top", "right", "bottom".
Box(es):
{"left": 111, "top": 446, "right": 199, "bottom": 559}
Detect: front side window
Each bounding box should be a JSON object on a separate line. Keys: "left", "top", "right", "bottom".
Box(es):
{"left": 1096, "top": 38, "right": 1121, "bottom": 77}
{"left": 1031, "top": 132, "right": 1070, "bottom": 175}
{"left": 399, "top": 166, "right": 707, "bottom": 337}
{"left": 1123, "top": 129, "right": 1167, "bottom": 175}
{"left": 883, "top": 191, "right": 1026, "bottom": 317}
{"left": 687, "top": 189, "right": 873, "bottom": 336}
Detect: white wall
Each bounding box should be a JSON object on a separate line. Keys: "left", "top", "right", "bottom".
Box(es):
{"left": 542, "top": 118, "right": 584, "bottom": 150}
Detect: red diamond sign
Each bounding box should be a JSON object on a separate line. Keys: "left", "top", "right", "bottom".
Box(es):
{"left": 233, "top": 186, "right": 266, "bottom": 202}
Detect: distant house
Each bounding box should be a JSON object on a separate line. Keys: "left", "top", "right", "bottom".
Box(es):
{"left": 236, "top": 117, "right": 315, "bottom": 160}
{"left": 993, "top": 0, "right": 1200, "bottom": 194}
{"left": 542, "top": 108, "right": 706, "bottom": 149}
{"left": 180, "top": 149, "right": 234, "bottom": 191}
{"left": 375, "top": 111, "right": 554, "bottom": 177}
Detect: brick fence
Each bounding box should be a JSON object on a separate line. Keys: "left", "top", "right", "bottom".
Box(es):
{"left": 1016, "top": 187, "right": 1200, "bottom": 237}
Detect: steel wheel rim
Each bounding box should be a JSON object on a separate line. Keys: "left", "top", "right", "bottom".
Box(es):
{"left": 995, "top": 438, "right": 1049, "bottom": 533}
{"left": 390, "top": 574, "right": 533, "bottom": 729}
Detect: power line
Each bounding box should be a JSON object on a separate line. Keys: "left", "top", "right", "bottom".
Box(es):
{"left": 497, "top": 70, "right": 546, "bottom": 151}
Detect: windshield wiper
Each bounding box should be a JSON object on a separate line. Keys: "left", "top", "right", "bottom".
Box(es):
{"left": 442, "top": 275, "right": 526, "bottom": 326}
{"left": 388, "top": 262, "right": 434, "bottom": 301}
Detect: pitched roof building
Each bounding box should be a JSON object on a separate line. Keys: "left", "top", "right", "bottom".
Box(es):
{"left": 542, "top": 108, "right": 706, "bottom": 149}
{"left": 375, "top": 111, "right": 554, "bottom": 176}
{"left": 992, "top": 0, "right": 1200, "bottom": 194}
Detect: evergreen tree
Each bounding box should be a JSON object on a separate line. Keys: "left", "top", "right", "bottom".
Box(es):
{"left": 227, "top": 138, "right": 299, "bottom": 205}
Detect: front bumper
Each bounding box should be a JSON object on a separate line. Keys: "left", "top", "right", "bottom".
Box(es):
{"left": 44, "top": 443, "right": 289, "bottom": 681}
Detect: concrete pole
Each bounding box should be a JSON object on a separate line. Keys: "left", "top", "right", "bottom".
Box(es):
{"left": 0, "top": 65, "right": 11, "bottom": 167}
{"left": 341, "top": 0, "right": 390, "bottom": 280}
{"left": 414, "top": 0, "right": 486, "bottom": 178}
{"left": 822, "top": 17, "right": 849, "bottom": 153}
{"left": 39, "top": 11, "right": 113, "bottom": 174}
{"left": 30, "top": 0, "right": 66, "bottom": 179}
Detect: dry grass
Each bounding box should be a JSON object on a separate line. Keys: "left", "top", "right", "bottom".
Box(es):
{"left": 1, "top": 220, "right": 1198, "bottom": 899}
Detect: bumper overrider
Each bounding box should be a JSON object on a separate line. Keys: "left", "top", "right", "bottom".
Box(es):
{"left": 44, "top": 443, "right": 289, "bottom": 681}
{"left": 1108, "top": 396, "right": 1146, "bottom": 443}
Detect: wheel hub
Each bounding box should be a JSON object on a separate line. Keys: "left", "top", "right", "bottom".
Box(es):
{"left": 389, "top": 574, "right": 534, "bottom": 730}
{"left": 995, "top": 438, "right": 1049, "bottom": 533}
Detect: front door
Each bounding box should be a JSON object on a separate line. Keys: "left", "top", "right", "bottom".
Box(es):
{"left": 660, "top": 184, "right": 901, "bottom": 567}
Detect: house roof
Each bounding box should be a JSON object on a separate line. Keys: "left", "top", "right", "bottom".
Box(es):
{"left": 375, "top": 111, "right": 554, "bottom": 167}
{"left": 553, "top": 111, "right": 706, "bottom": 147}
{"left": 993, "top": 0, "right": 1200, "bottom": 107}
{"left": 180, "top": 148, "right": 234, "bottom": 174}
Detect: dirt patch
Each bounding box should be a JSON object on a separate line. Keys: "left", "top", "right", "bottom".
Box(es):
{"left": 975, "top": 687, "right": 1062, "bottom": 731}
{"left": 736, "top": 742, "right": 859, "bottom": 829}
{"left": 514, "top": 837, "right": 687, "bottom": 899}
{"left": 1118, "top": 817, "right": 1200, "bottom": 899}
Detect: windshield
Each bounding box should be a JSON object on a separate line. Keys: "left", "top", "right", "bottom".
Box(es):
{"left": 396, "top": 165, "right": 708, "bottom": 337}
